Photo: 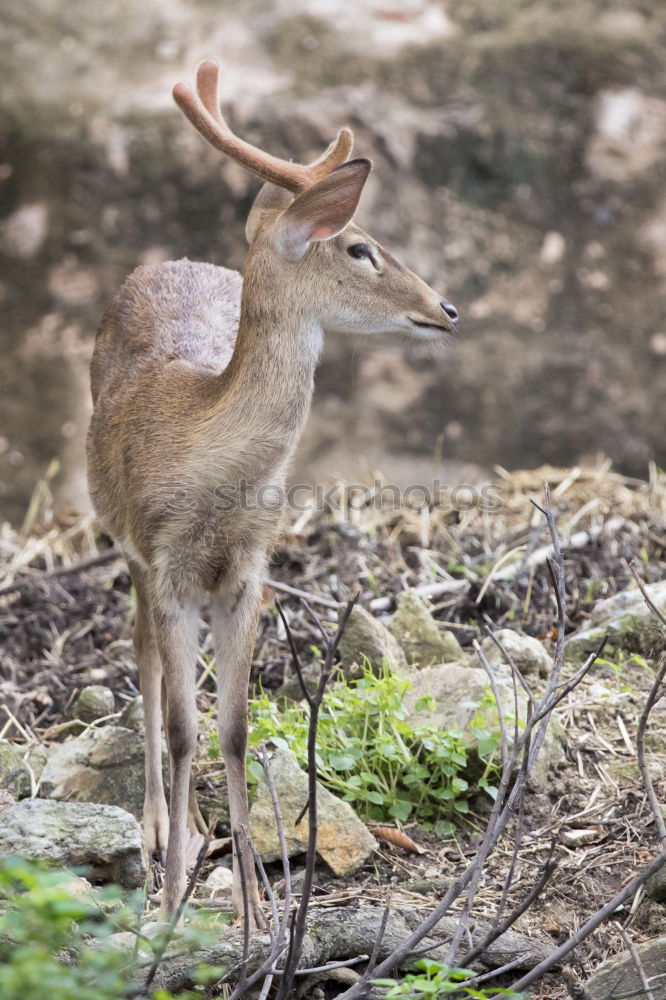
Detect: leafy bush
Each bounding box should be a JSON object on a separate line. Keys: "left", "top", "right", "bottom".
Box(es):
{"left": 244, "top": 664, "right": 501, "bottom": 834}
{"left": 373, "top": 958, "right": 524, "bottom": 998}
{"left": 0, "top": 857, "right": 222, "bottom": 1000}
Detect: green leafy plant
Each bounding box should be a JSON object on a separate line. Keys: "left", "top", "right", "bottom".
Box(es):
{"left": 244, "top": 664, "right": 501, "bottom": 834}
{"left": 373, "top": 958, "right": 524, "bottom": 998}
{"left": 0, "top": 857, "right": 223, "bottom": 1000}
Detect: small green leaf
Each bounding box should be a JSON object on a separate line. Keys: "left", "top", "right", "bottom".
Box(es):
{"left": 388, "top": 800, "right": 413, "bottom": 822}
{"left": 328, "top": 753, "right": 357, "bottom": 771}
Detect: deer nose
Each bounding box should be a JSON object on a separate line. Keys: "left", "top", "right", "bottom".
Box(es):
{"left": 441, "top": 301, "right": 459, "bottom": 324}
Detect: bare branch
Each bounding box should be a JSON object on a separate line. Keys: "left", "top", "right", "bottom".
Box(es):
{"left": 630, "top": 562, "right": 666, "bottom": 630}
{"left": 140, "top": 837, "right": 208, "bottom": 995}
{"left": 630, "top": 562, "right": 666, "bottom": 847}
{"left": 276, "top": 600, "right": 315, "bottom": 709}
{"left": 275, "top": 595, "right": 358, "bottom": 1000}
{"left": 460, "top": 849, "right": 558, "bottom": 968}
{"left": 474, "top": 639, "right": 510, "bottom": 772}
{"left": 613, "top": 922, "right": 656, "bottom": 1000}
{"left": 335, "top": 486, "right": 596, "bottom": 997}
{"left": 266, "top": 577, "right": 341, "bottom": 611}
{"left": 636, "top": 654, "right": 666, "bottom": 847}
{"left": 257, "top": 743, "right": 293, "bottom": 944}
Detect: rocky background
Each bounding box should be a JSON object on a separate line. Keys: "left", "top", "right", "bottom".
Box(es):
{"left": 1, "top": 0, "right": 666, "bottom": 521}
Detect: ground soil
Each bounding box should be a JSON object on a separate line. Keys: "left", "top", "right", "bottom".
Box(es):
{"left": 1, "top": 462, "right": 665, "bottom": 998}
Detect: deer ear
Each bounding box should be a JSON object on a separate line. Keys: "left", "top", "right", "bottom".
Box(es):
{"left": 272, "top": 158, "right": 372, "bottom": 262}
{"left": 246, "top": 182, "right": 293, "bottom": 245}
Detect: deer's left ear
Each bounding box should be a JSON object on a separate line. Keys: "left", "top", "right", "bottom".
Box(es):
{"left": 245, "top": 182, "right": 293, "bottom": 245}
{"left": 272, "top": 158, "right": 372, "bottom": 262}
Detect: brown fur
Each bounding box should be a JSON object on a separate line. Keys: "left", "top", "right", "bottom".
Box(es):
{"left": 87, "top": 63, "right": 456, "bottom": 928}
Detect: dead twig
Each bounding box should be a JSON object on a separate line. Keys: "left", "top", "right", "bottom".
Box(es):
{"left": 629, "top": 562, "right": 666, "bottom": 630}
{"left": 357, "top": 902, "right": 391, "bottom": 989}
{"left": 459, "top": 847, "right": 558, "bottom": 968}
{"left": 630, "top": 562, "right": 666, "bottom": 847}
{"left": 335, "top": 484, "right": 604, "bottom": 999}
{"left": 613, "top": 922, "right": 656, "bottom": 1000}
{"left": 225, "top": 748, "right": 294, "bottom": 1000}
{"left": 139, "top": 837, "right": 208, "bottom": 996}
{"left": 274, "top": 595, "right": 358, "bottom": 1000}
{"left": 266, "top": 577, "right": 341, "bottom": 610}
{"left": 0, "top": 546, "right": 122, "bottom": 597}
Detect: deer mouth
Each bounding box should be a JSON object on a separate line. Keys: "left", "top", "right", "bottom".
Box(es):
{"left": 409, "top": 318, "right": 453, "bottom": 335}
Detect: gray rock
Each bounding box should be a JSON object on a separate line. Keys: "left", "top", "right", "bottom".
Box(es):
{"left": 646, "top": 858, "right": 666, "bottom": 903}
{"left": 249, "top": 747, "right": 377, "bottom": 876}
{"left": 127, "top": 905, "right": 550, "bottom": 996}
{"left": 606, "top": 757, "right": 665, "bottom": 788}
{"left": 72, "top": 685, "right": 116, "bottom": 724}
{"left": 0, "top": 788, "right": 15, "bottom": 809}
{"left": 118, "top": 696, "right": 145, "bottom": 732}
{"left": 0, "top": 798, "right": 146, "bottom": 888}
{"left": 403, "top": 663, "right": 565, "bottom": 782}
{"left": 108, "top": 920, "right": 176, "bottom": 958}
{"left": 0, "top": 740, "right": 47, "bottom": 798}
{"left": 204, "top": 865, "right": 234, "bottom": 900}
{"left": 566, "top": 580, "right": 666, "bottom": 658}
{"left": 480, "top": 629, "right": 552, "bottom": 678}
{"left": 389, "top": 590, "right": 464, "bottom": 668}
{"left": 586, "top": 933, "right": 666, "bottom": 1000}
{"left": 337, "top": 606, "right": 407, "bottom": 675}
{"left": 276, "top": 662, "right": 322, "bottom": 701}
{"left": 40, "top": 725, "right": 156, "bottom": 818}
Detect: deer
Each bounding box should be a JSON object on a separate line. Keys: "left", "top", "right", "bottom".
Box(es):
{"left": 86, "top": 59, "right": 459, "bottom": 929}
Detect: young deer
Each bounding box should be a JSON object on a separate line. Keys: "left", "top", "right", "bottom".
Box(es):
{"left": 87, "top": 60, "right": 458, "bottom": 928}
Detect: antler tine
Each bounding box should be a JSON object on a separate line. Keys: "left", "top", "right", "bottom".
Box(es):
{"left": 173, "top": 61, "right": 354, "bottom": 193}
{"left": 308, "top": 127, "right": 354, "bottom": 182}
{"left": 196, "top": 59, "right": 224, "bottom": 124}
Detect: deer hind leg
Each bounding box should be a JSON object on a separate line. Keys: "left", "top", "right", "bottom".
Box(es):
{"left": 210, "top": 574, "right": 266, "bottom": 930}
{"left": 160, "top": 678, "right": 208, "bottom": 836}
{"left": 151, "top": 592, "right": 201, "bottom": 916}
{"left": 130, "top": 560, "right": 169, "bottom": 858}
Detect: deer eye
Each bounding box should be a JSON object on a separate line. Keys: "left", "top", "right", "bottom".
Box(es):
{"left": 348, "top": 242, "right": 372, "bottom": 260}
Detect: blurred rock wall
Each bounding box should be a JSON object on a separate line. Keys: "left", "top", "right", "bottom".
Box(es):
{"left": 1, "top": 0, "right": 665, "bottom": 520}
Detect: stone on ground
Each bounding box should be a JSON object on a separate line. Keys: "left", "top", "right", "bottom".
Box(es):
{"left": 204, "top": 865, "right": 234, "bottom": 899}
{"left": 0, "top": 740, "right": 47, "bottom": 798}
{"left": 566, "top": 580, "right": 666, "bottom": 658}
{"left": 249, "top": 746, "right": 377, "bottom": 876}
{"left": 646, "top": 859, "right": 666, "bottom": 903}
{"left": 337, "top": 605, "right": 407, "bottom": 675}
{"left": 40, "top": 724, "right": 154, "bottom": 818}
{"left": 586, "top": 933, "right": 666, "bottom": 1000}
{"left": 72, "top": 685, "right": 116, "bottom": 724}
{"left": 403, "top": 663, "right": 565, "bottom": 781}
{"left": 389, "top": 590, "right": 464, "bottom": 667}
{"left": 480, "top": 628, "right": 552, "bottom": 678}
{"left": 118, "top": 695, "right": 145, "bottom": 732}
{"left": 0, "top": 798, "right": 146, "bottom": 888}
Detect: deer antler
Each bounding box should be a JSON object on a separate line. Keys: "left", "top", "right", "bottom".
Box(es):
{"left": 173, "top": 60, "right": 353, "bottom": 193}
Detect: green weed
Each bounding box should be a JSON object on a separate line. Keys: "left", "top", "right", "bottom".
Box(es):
{"left": 373, "top": 958, "right": 524, "bottom": 998}
{"left": 0, "top": 857, "right": 223, "bottom": 1000}
{"left": 244, "top": 664, "right": 501, "bottom": 833}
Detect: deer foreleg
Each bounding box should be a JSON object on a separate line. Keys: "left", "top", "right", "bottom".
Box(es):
{"left": 210, "top": 575, "right": 266, "bottom": 930}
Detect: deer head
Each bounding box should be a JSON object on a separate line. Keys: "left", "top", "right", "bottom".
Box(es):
{"left": 173, "top": 61, "right": 458, "bottom": 340}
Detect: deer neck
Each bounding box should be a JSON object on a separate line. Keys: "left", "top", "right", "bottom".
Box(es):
{"left": 212, "top": 280, "right": 323, "bottom": 470}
